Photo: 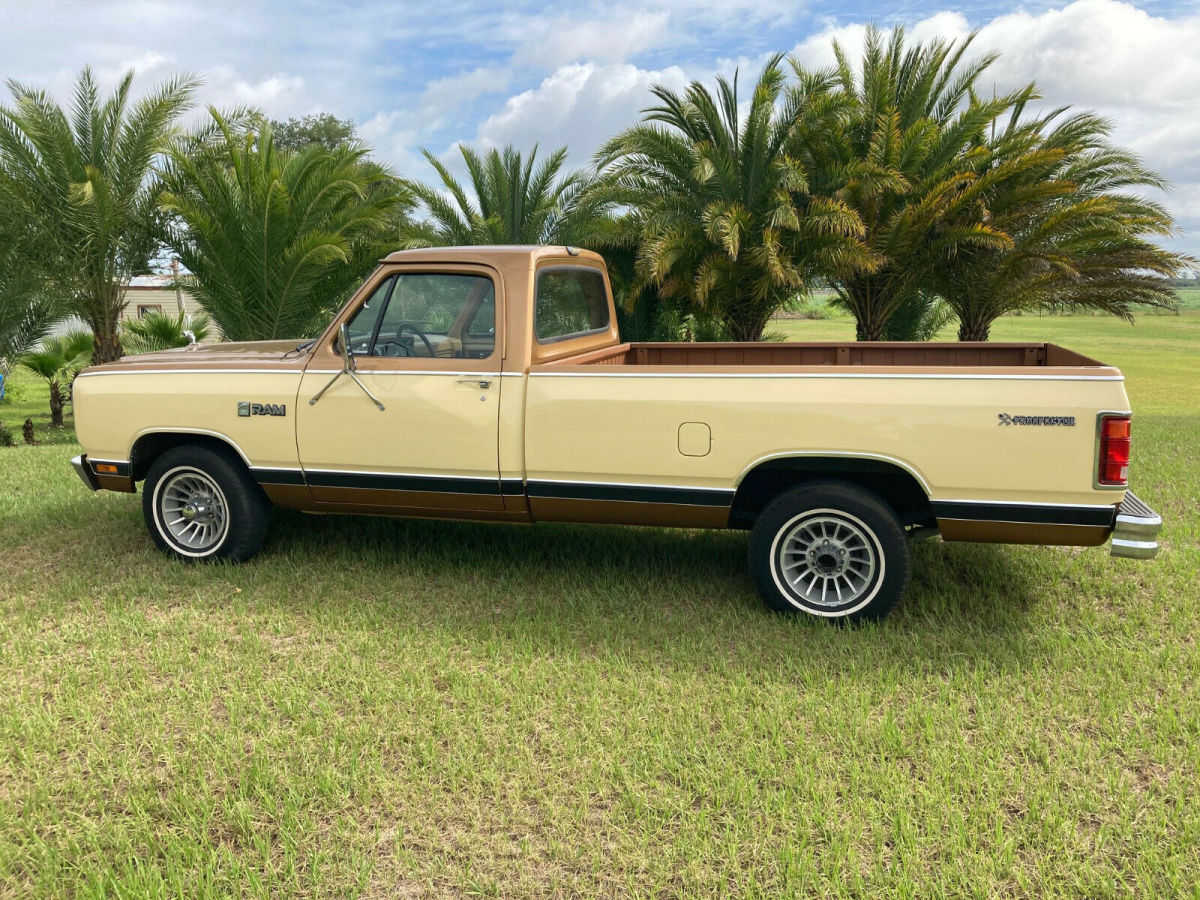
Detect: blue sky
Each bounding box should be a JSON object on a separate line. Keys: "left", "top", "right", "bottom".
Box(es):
{"left": 3, "top": 0, "right": 1198, "bottom": 256}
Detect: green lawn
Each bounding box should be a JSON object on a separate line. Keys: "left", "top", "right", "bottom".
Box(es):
{"left": 1, "top": 315, "right": 1198, "bottom": 897}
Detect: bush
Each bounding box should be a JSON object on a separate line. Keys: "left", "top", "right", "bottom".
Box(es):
{"left": 794, "top": 299, "right": 833, "bottom": 320}
{"left": 0, "top": 421, "right": 13, "bottom": 446}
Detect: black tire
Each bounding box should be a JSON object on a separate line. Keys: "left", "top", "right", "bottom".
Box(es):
{"left": 142, "top": 444, "right": 271, "bottom": 562}
{"left": 749, "top": 481, "right": 910, "bottom": 623}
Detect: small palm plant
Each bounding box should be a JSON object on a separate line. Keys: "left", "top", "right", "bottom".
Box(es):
{"left": 18, "top": 331, "right": 93, "bottom": 426}
{"left": 121, "top": 310, "right": 212, "bottom": 354}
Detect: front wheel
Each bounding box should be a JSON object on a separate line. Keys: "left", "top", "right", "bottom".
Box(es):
{"left": 142, "top": 445, "right": 271, "bottom": 562}
{"left": 749, "top": 481, "right": 910, "bottom": 622}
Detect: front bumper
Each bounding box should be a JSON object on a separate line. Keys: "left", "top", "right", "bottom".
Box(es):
{"left": 1110, "top": 491, "right": 1161, "bottom": 560}
{"left": 70, "top": 455, "right": 100, "bottom": 492}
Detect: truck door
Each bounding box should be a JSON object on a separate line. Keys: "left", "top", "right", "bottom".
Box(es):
{"left": 296, "top": 265, "right": 504, "bottom": 513}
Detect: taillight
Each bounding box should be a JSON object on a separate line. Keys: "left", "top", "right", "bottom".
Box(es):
{"left": 1098, "top": 415, "right": 1131, "bottom": 486}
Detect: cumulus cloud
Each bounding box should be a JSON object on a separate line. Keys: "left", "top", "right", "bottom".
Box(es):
{"left": 472, "top": 62, "right": 690, "bottom": 162}
{"left": 788, "top": 1, "right": 1200, "bottom": 251}
{"left": 510, "top": 11, "right": 672, "bottom": 67}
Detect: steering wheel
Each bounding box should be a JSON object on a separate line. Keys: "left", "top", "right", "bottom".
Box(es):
{"left": 395, "top": 322, "right": 436, "bottom": 358}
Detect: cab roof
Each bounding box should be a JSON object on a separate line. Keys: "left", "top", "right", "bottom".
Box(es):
{"left": 381, "top": 245, "right": 606, "bottom": 267}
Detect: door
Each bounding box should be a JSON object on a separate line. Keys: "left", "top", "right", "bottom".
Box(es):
{"left": 296, "top": 266, "right": 504, "bottom": 512}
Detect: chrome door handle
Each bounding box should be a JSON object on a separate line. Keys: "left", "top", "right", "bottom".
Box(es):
{"left": 456, "top": 377, "right": 492, "bottom": 389}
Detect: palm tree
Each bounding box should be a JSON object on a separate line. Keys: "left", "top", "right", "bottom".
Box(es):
{"left": 937, "top": 99, "right": 1189, "bottom": 339}
{"left": 121, "top": 309, "right": 212, "bottom": 353}
{"left": 158, "top": 112, "right": 406, "bottom": 341}
{"left": 597, "top": 56, "right": 865, "bottom": 342}
{"left": 401, "top": 143, "right": 618, "bottom": 249}
{"left": 0, "top": 192, "right": 66, "bottom": 370}
{"left": 793, "top": 26, "right": 1020, "bottom": 340}
{"left": 19, "top": 331, "right": 93, "bottom": 426}
{"left": 0, "top": 68, "right": 198, "bottom": 363}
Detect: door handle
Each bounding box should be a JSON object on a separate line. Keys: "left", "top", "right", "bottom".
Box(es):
{"left": 456, "top": 377, "right": 492, "bottom": 389}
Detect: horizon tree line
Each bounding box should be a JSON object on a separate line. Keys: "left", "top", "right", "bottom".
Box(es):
{"left": 0, "top": 25, "right": 1192, "bottom": 370}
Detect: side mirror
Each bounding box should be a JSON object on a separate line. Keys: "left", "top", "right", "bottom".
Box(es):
{"left": 338, "top": 322, "right": 355, "bottom": 371}
{"left": 310, "top": 322, "right": 385, "bottom": 411}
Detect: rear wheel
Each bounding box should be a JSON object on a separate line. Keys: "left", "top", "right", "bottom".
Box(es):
{"left": 749, "top": 481, "right": 910, "bottom": 622}
{"left": 142, "top": 445, "right": 270, "bottom": 562}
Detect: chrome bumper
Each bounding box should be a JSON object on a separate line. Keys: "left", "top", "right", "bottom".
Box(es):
{"left": 70, "top": 455, "right": 100, "bottom": 492}
{"left": 1110, "top": 491, "right": 1161, "bottom": 560}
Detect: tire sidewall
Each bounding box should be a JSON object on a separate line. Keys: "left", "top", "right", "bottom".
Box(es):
{"left": 142, "top": 445, "right": 269, "bottom": 563}
{"left": 751, "top": 482, "right": 910, "bottom": 622}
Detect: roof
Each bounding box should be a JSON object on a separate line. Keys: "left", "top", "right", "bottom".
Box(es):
{"left": 381, "top": 245, "right": 605, "bottom": 266}
{"left": 128, "top": 275, "right": 177, "bottom": 288}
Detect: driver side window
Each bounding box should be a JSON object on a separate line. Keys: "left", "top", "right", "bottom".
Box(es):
{"left": 344, "top": 272, "right": 496, "bottom": 360}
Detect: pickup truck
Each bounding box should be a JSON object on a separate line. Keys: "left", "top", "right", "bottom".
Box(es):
{"left": 70, "top": 245, "right": 1162, "bottom": 622}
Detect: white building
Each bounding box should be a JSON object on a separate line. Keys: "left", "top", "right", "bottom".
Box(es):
{"left": 49, "top": 274, "right": 212, "bottom": 338}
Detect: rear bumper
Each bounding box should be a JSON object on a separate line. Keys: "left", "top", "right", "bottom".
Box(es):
{"left": 1110, "top": 491, "right": 1161, "bottom": 560}
{"left": 71, "top": 455, "right": 100, "bottom": 492}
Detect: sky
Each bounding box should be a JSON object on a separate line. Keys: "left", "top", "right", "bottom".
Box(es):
{"left": 2, "top": 0, "right": 1197, "bottom": 259}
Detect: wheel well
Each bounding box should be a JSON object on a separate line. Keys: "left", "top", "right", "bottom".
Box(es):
{"left": 730, "top": 457, "right": 934, "bottom": 530}
{"left": 130, "top": 433, "right": 248, "bottom": 482}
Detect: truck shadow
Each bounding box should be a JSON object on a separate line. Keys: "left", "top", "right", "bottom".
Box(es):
{"left": 261, "top": 510, "right": 1048, "bottom": 678}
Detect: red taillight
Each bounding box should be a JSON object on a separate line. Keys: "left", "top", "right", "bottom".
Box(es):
{"left": 1098, "top": 415, "right": 1131, "bottom": 486}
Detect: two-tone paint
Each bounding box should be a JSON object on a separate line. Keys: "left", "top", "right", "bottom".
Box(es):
{"left": 72, "top": 245, "right": 1159, "bottom": 554}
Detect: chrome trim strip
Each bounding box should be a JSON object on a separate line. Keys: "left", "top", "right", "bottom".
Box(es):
{"left": 735, "top": 451, "right": 931, "bottom": 494}
{"left": 526, "top": 480, "right": 732, "bottom": 507}
{"left": 131, "top": 427, "right": 255, "bottom": 467}
{"left": 932, "top": 498, "right": 1115, "bottom": 510}
{"left": 528, "top": 371, "right": 1124, "bottom": 381}
{"left": 302, "top": 467, "right": 498, "bottom": 481}
{"left": 303, "top": 369, "right": 507, "bottom": 376}
{"left": 79, "top": 368, "right": 304, "bottom": 377}
{"left": 524, "top": 475, "right": 735, "bottom": 493}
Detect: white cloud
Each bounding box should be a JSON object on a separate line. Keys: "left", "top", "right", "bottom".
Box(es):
{"left": 472, "top": 62, "right": 690, "bottom": 163}
{"left": 789, "top": 1, "right": 1200, "bottom": 253}
{"left": 510, "top": 11, "right": 672, "bottom": 67}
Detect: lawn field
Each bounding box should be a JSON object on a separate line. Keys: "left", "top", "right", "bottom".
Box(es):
{"left": 1, "top": 315, "right": 1198, "bottom": 897}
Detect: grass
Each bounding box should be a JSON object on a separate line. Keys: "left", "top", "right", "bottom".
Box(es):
{"left": 1, "top": 314, "right": 1198, "bottom": 898}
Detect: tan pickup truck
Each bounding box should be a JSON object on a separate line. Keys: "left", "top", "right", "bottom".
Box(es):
{"left": 71, "top": 245, "right": 1161, "bottom": 621}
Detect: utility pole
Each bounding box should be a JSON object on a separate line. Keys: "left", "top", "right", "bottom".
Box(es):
{"left": 171, "top": 257, "right": 186, "bottom": 316}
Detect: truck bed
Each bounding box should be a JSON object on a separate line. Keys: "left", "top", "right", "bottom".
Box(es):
{"left": 548, "top": 341, "right": 1107, "bottom": 369}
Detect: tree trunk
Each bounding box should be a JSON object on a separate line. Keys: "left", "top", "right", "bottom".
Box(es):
{"left": 856, "top": 319, "right": 885, "bottom": 341}
{"left": 91, "top": 325, "right": 124, "bottom": 365}
{"left": 957, "top": 320, "right": 991, "bottom": 342}
{"left": 49, "top": 382, "right": 64, "bottom": 427}
{"left": 727, "top": 319, "right": 767, "bottom": 342}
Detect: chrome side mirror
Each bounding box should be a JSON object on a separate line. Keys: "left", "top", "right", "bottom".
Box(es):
{"left": 337, "top": 322, "right": 355, "bottom": 371}
{"left": 308, "top": 322, "right": 386, "bottom": 411}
